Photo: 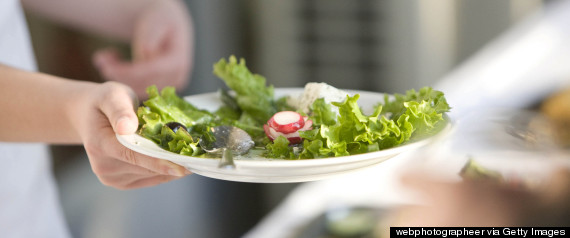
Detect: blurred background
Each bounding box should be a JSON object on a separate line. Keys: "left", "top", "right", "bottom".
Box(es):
{"left": 24, "top": 0, "right": 547, "bottom": 237}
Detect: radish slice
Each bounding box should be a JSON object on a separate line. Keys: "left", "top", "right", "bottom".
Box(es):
{"left": 263, "top": 124, "right": 277, "bottom": 140}
{"left": 264, "top": 112, "right": 313, "bottom": 144}
{"left": 302, "top": 119, "right": 313, "bottom": 130}
{"left": 265, "top": 125, "right": 303, "bottom": 144}
{"left": 285, "top": 135, "right": 302, "bottom": 144}
{"left": 268, "top": 111, "right": 305, "bottom": 134}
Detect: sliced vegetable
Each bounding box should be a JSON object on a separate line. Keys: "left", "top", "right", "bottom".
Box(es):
{"left": 264, "top": 111, "right": 313, "bottom": 144}
{"left": 268, "top": 111, "right": 305, "bottom": 134}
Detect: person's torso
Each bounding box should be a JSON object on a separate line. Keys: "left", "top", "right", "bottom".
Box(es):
{"left": 0, "top": 1, "right": 70, "bottom": 237}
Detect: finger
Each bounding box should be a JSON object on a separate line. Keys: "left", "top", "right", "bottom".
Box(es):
{"left": 113, "top": 158, "right": 191, "bottom": 178}
{"left": 93, "top": 49, "right": 151, "bottom": 98}
{"left": 94, "top": 49, "right": 142, "bottom": 82}
{"left": 93, "top": 48, "right": 133, "bottom": 79}
{"left": 109, "top": 138, "right": 188, "bottom": 177}
{"left": 93, "top": 47, "right": 189, "bottom": 101}
{"left": 97, "top": 57, "right": 187, "bottom": 101}
{"left": 97, "top": 83, "right": 139, "bottom": 135}
{"left": 132, "top": 21, "right": 170, "bottom": 61}
{"left": 96, "top": 33, "right": 188, "bottom": 80}
{"left": 98, "top": 170, "right": 188, "bottom": 190}
{"left": 94, "top": 40, "right": 188, "bottom": 84}
{"left": 85, "top": 136, "right": 191, "bottom": 185}
{"left": 89, "top": 83, "right": 188, "bottom": 177}
{"left": 126, "top": 174, "right": 186, "bottom": 189}
{"left": 96, "top": 52, "right": 169, "bottom": 83}
{"left": 90, "top": 154, "right": 166, "bottom": 177}
{"left": 93, "top": 48, "right": 117, "bottom": 69}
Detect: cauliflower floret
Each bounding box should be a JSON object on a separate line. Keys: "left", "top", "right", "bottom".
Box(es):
{"left": 296, "top": 82, "right": 348, "bottom": 114}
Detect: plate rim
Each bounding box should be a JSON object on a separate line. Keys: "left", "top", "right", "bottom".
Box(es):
{"left": 116, "top": 87, "right": 452, "bottom": 182}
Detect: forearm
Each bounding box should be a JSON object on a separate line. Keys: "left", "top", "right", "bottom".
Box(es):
{"left": 21, "top": 0, "right": 156, "bottom": 41}
{"left": 0, "top": 64, "right": 90, "bottom": 143}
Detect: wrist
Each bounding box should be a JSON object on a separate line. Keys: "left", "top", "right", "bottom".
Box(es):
{"left": 63, "top": 80, "right": 100, "bottom": 143}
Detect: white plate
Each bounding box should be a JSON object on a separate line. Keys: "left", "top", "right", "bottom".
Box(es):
{"left": 117, "top": 88, "right": 452, "bottom": 183}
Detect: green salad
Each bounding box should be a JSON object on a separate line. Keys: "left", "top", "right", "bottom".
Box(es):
{"left": 136, "top": 55, "right": 451, "bottom": 159}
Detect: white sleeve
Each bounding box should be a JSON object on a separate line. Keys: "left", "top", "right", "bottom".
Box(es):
{"left": 0, "top": 0, "right": 37, "bottom": 71}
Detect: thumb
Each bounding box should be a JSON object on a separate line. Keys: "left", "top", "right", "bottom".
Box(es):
{"left": 99, "top": 83, "right": 139, "bottom": 135}
{"left": 115, "top": 114, "right": 139, "bottom": 135}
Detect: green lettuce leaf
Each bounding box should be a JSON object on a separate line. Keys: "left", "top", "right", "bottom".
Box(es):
{"left": 275, "top": 96, "right": 295, "bottom": 112}
{"left": 213, "top": 55, "right": 276, "bottom": 124}
{"left": 279, "top": 86, "right": 450, "bottom": 158}
{"left": 310, "top": 98, "right": 337, "bottom": 126}
{"left": 382, "top": 87, "right": 450, "bottom": 119}
{"left": 143, "top": 86, "right": 214, "bottom": 127}
{"left": 162, "top": 126, "right": 201, "bottom": 156}
{"left": 136, "top": 86, "right": 214, "bottom": 156}
{"left": 138, "top": 57, "right": 451, "bottom": 160}
{"left": 265, "top": 136, "right": 292, "bottom": 159}
{"left": 137, "top": 106, "right": 163, "bottom": 144}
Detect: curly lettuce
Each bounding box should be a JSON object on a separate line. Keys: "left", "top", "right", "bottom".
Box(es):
{"left": 137, "top": 56, "right": 451, "bottom": 160}
{"left": 266, "top": 87, "right": 451, "bottom": 159}
{"left": 137, "top": 86, "right": 212, "bottom": 156}
{"left": 213, "top": 55, "right": 276, "bottom": 124}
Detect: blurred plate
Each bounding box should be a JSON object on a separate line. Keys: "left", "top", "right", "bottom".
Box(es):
{"left": 295, "top": 206, "right": 390, "bottom": 238}
{"left": 117, "top": 88, "right": 452, "bottom": 183}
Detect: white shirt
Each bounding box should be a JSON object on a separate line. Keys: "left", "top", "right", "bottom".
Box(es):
{"left": 0, "top": 1, "right": 70, "bottom": 237}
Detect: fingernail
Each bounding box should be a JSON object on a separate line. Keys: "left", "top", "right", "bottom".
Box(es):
{"left": 168, "top": 168, "right": 184, "bottom": 177}
{"left": 116, "top": 116, "right": 128, "bottom": 126}
{"left": 116, "top": 116, "right": 136, "bottom": 134}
